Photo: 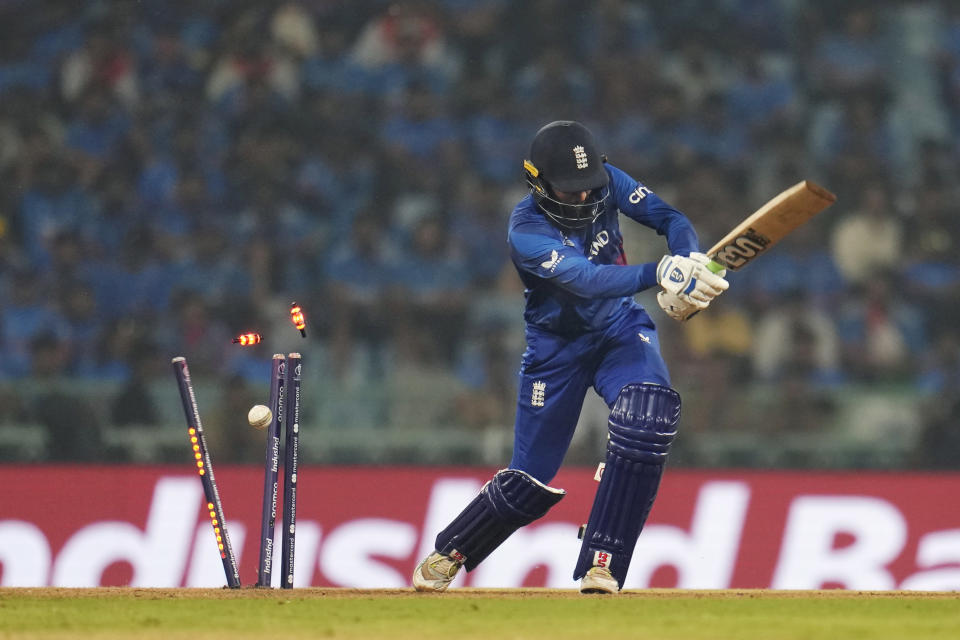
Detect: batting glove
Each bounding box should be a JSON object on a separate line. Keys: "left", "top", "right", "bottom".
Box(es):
{"left": 687, "top": 251, "right": 727, "bottom": 278}
{"left": 656, "top": 254, "right": 729, "bottom": 307}
{"left": 656, "top": 289, "right": 703, "bottom": 322}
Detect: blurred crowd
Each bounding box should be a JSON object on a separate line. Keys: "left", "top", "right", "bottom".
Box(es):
{"left": 1, "top": 0, "right": 959, "bottom": 467}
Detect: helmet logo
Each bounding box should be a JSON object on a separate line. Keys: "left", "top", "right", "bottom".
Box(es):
{"left": 573, "top": 145, "right": 588, "bottom": 170}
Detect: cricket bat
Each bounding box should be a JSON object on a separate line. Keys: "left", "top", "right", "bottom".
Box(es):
{"left": 705, "top": 180, "right": 836, "bottom": 273}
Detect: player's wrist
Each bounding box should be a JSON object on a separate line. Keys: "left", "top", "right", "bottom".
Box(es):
{"left": 637, "top": 262, "right": 659, "bottom": 292}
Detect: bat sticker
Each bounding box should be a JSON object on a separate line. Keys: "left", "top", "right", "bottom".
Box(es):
{"left": 711, "top": 228, "right": 772, "bottom": 270}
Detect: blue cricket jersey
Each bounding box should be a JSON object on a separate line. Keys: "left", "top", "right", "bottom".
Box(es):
{"left": 508, "top": 163, "right": 700, "bottom": 335}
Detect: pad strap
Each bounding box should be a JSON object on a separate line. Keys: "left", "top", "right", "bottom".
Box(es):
{"left": 573, "top": 383, "right": 680, "bottom": 588}
{"left": 435, "top": 469, "right": 565, "bottom": 571}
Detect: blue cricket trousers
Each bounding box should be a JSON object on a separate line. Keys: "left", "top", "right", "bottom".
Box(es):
{"left": 509, "top": 305, "right": 671, "bottom": 484}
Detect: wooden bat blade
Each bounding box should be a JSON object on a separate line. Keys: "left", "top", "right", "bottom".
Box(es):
{"left": 707, "top": 180, "right": 836, "bottom": 271}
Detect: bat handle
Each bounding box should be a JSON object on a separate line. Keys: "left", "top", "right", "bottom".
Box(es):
{"left": 706, "top": 259, "right": 726, "bottom": 274}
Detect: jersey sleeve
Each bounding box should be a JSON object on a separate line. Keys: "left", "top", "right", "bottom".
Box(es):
{"left": 509, "top": 217, "right": 658, "bottom": 298}
{"left": 608, "top": 164, "right": 700, "bottom": 256}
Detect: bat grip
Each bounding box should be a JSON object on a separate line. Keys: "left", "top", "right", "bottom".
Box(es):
{"left": 706, "top": 259, "right": 726, "bottom": 274}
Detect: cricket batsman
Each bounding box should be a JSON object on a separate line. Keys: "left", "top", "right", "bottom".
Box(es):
{"left": 412, "top": 120, "right": 729, "bottom": 593}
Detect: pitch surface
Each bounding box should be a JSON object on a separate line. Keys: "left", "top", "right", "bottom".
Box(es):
{"left": 2, "top": 588, "right": 959, "bottom": 639}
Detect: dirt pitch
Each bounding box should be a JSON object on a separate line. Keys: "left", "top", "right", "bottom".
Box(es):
{"left": 8, "top": 586, "right": 960, "bottom": 599}
{"left": 2, "top": 587, "right": 960, "bottom": 640}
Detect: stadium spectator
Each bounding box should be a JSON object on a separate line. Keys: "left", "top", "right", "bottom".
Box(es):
{"left": 0, "top": 269, "right": 70, "bottom": 378}
{"left": 325, "top": 210, "right": 399, "bottom": 381}
{"left": 390, "top": 215, "right": 470, "bottom": 366}
{"left": 751, "top": 290, "right": 843, "bottom": 386}
{"left": 835, "top": 272, "right": 926, "bottom": 383}
{"left": 204, "top": 373, "right": 264, "bottom": 464}
{"left": 0, "top": 0, "right": 956, "bottom": 469}
{"left": 830, "top": 179, "right": 904, "bottom": 286}
{"left": 57, "top": 280, "right": 101, "bottom": 376}
{"left": 349, "top": 0, "right": 457, "bottom": 95}
{"left": 28, "top": 331, "right": 104, "bottom": 461}
{"left": 60, "top": 18, "right": 139, "bottom": 107}
{"left": 110, "top": 340, "right": 161, "bottom": 427}
{"left": 807, "top": 5, "right": 888, "bottom": 98}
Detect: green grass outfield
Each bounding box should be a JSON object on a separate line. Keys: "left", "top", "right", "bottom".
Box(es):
{"left": 1, "top": 588, "right": 959, "bottom": 640}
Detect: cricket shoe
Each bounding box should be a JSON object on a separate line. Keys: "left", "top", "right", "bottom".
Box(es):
{"left": 412, "top": 551, "right": 463, "bottom": 592}
{"left": 580, "top": 566, "right": 618, "bottom": 594}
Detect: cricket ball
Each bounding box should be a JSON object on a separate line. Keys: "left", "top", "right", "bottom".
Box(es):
{"left": 248, "top": 404, "right": 273, "bottom": 430}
